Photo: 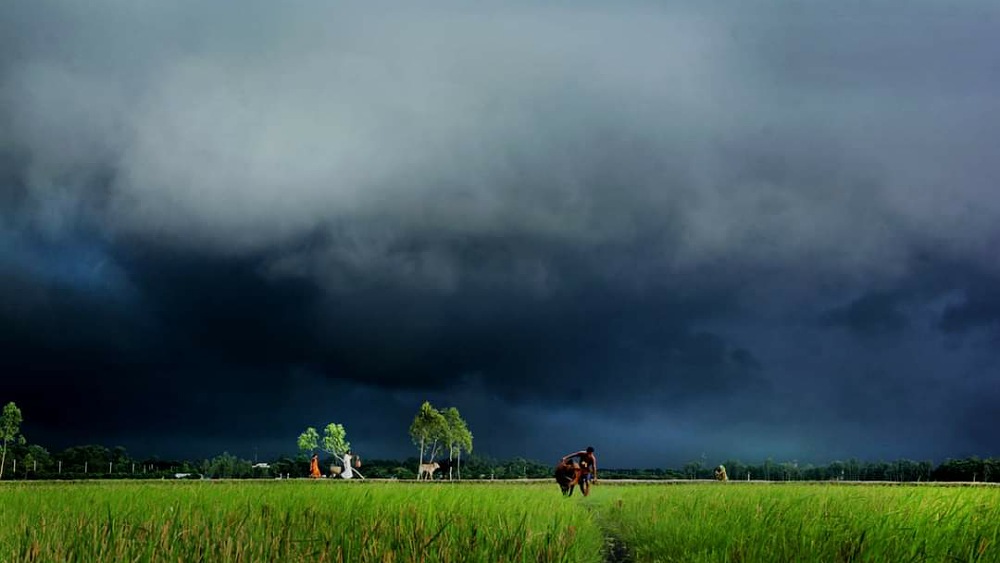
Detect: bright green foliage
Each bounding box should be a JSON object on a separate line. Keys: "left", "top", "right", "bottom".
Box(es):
{"left": 297, "top": 424, "right": 350, "bottom": 457}
{"left": 296, "top": 427, "right": 319, "bottom": 453}
{"left": 0, "top": 482, "right": 604, "bottom": 562}
{"left": 320, "top": 423, "right": 350, "bottom": 457}
{"left": 0, "top": 402, "right": 25, "bottom": 480}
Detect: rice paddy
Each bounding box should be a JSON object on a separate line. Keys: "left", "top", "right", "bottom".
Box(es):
{"left": 591, "top": 483, "right": 1000, "bottom": 562}
{"left": 2, "top": 480, "right": 998, "bottom": 562}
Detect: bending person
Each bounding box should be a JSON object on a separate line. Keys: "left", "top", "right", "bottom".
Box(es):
{"left": 561, "top": 446, "right": 597, "bottom": 485}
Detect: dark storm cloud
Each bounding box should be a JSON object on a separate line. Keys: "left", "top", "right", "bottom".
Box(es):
{"left": 1, "top": 229, "right": 767, "bottom": 460}
{"left": 3, "top": 0, "right": 1000, "bottom": 465}
{"left": 939, "top": 284, "right": 1000, "bottom": 335}
{"left": 821, "top": 292, "right": 909, "bottom": 335}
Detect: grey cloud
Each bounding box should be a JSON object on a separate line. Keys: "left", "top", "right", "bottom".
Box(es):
{"left": 3, "top": 0, "right": 1000, "bottom": 465}
{"left": 2, "top": 1, "right": 997, "bottom": 291}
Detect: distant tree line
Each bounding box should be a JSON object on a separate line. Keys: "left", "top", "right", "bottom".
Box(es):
{"left": 606, "top": 457, "right": 1000, "bottom": 483}
{"left": 2, "top": 401, "right": 999, "bottom": 482}
{"left": 5, "top": 446, "right": 999, "bottom": 484}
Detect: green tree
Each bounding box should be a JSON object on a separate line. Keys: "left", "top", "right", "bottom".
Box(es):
{"left": 58, "top": 445, "right": 111, "bottom": 474}
{"left": 204, "top": 452, "right": 253, "bottom": 478}
{"left": 297, "top": 427, "right": 320, "bottom": 453}
{"left": 1, "top": 402, "right": 25, "bottom": 480}
{"left": 409, "top": 401, "right": 448, "bottom": 477}
{"left": 298, "top": 423, "right": 351, "bottom": 466}
{"left": 683, "top": 460, "right": 703, "bottom": 480}
{"left": 111, "top": 446, "right": 131, "bottom": 469}
{"left": 23, "top": 445, "right": 51, "bottom": 476}
{"left": 320, "top": 423, "right": 350, "bottom": 457}
{"left": 441, "top": 407, "right": 473, "bottom": 480}
{"left": 722, "top": 459, "right": 746, "bottom": 482}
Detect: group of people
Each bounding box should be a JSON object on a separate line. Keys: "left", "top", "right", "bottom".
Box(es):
{"left": 309, "top": 450, "right": 359, "bottom": 479}
{"left": 307, "top": 445, "right": 725, "bottom": 485}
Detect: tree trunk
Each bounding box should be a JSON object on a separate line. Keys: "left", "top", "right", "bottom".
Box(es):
{"left": 429, "top": 440, "right": 439, "bottom": 463}
{"left": 418, "top": 437, "right": 425, "bottom": 479}
{"left": 449, "top": 446, "right": 454, "bottom": 480}
{"left": 0, "top": 440, "right": 6, "bottom": 480}
{"left": 457, "top": 451, "right": 461, "bottom": 480}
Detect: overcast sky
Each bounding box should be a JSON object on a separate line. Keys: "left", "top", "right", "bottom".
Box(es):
{"left": 2, "top": 0, "right": 999, "bottom": 467}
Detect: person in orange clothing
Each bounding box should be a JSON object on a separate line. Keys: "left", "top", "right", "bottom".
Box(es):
{"left": 309, "top": 453, "right": 322, "bottom": 478}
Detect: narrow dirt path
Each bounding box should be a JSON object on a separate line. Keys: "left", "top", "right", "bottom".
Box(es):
{"left": 581, "top": 499, "right": 633, "bottom": 563}
{"left": 602, "top": 531, "right": 632, "bottom": 563}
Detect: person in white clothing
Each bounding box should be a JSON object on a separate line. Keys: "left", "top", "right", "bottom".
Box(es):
{"left": 340, "top": 451, "right": 354, "bottom": 479}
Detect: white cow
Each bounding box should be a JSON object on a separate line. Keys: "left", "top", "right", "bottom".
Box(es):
{"left": 418, "top": 462, "right": 440, "bottom": 480}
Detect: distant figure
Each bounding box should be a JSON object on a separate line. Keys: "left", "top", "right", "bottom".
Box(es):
{"left": 309, "top": 453, "right": 322, "bottom": 479}
{"left": 340, "top": 451, "right": 354, "bottom": 480}
{"left": 714, "top": 465, "right": 728, "bottom": 481}
{"left": 560, "top": 446, "right": 597, "bottom": 492}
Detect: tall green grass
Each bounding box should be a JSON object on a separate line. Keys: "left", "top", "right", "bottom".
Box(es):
{"left": 5, "top": 481, "right": 999, "bottom": 562}
{"left": 0, "top": 481, "right": 604, "bottom": 562}
{"left": 588, "top": 483, "right": 1000, "bottom": 562}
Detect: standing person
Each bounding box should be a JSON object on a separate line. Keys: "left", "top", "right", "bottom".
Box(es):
{"left": 340, "top": 450, "right": 354, "bottom": 480}
{"left": 561, "top": 446, "right": 597, "bottom": 485}
{"left": 309, "top": 453, "right": 322, "bottom": 479}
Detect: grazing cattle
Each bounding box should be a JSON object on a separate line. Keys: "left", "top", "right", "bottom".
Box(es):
{"left": 554, "top": 460, "right": 590, "bottom": 497}
{"left": 418, "top": 462, "right": 440, "bottom": 480}
{"left": 714, "top": 465, "right": 728, "bottom": 481}
{"left": 554, "top": 461, "right": 575, "bottom": 495}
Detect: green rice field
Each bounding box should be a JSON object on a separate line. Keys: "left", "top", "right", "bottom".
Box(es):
{"left": 2, "top": 480, "right": 998, "bottom": 562}
{"left": 595, "top": 483, "right": 1000, "bottom": 562}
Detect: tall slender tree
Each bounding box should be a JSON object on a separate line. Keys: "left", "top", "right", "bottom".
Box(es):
{"left": 441, "top": 407, "right": 473, "bottom": 480}
{"left": 1, "top": 402, "right": 25, "bottom": 480}
{"left": 409, "top": 401, "right": 448, "bottom": 476}
{"left": 454, "top": 413, "right": 473, "bottom": 480}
